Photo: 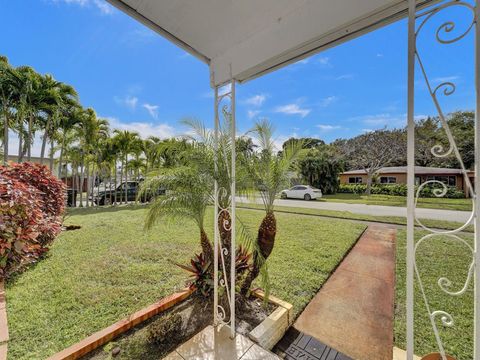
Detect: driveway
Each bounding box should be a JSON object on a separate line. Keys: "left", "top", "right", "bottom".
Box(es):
{"left": 237, "top": 197, "right": 472, "bottom": 223}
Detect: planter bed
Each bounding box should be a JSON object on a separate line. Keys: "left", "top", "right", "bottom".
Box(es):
{"left": 47, "top": 288, "right": 292, "bottom": 360}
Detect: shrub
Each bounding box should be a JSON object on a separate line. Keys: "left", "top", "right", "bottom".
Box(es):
{"left": 176, "top": 247, "right": 252, "bottom": 297}
{"left": 0, "top": 162, "right": 66, "bottom": 278}
{"left": 338, "top": 183, "right": 466, "bottom": 199}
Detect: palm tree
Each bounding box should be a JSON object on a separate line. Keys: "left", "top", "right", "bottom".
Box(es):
{"left": 0, "top": 56, "right": 14, "bottom": 164}
{"left": 141, "top": 166, "right": 214, "bottom": 263}
{"left": 112, "top": 130, "right": 140, "bottom": 204}
{"left": 240, "top": 119, "right": 304, "bottom": 295}
{"left": 39, "top": 75, "right": 78, "bottom": 164}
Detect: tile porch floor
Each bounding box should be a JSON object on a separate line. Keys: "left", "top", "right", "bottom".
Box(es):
{"left": 164, "top": 325, "right": 280, "bottom": 360}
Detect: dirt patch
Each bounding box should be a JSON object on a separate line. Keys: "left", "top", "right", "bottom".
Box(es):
{"left": 82, "top": 293, "right": 275, "bottom": 360}
{"left": 236, "top": 295, "right": 276, "bottom": 335}
{"left": 64, "top": 225, "right": 82, "bottom": 231}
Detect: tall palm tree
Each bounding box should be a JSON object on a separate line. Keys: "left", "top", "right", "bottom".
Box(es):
{"left": 56, "top": 104, "right": 82, "bottom": 178}
{"left": 112, "top": 130, "right": 140, "bottom": 204}
{"left": 240, "top": 119, "right": 304, "bottom": 295}
{"left": 0, "top": 56, "right": 14, "bottom": 164}
{"left": 39, "top": 75, "right": 78, "bottom": 164}
{"left": 88, "top": 117, "right": 110, "bottom": 206}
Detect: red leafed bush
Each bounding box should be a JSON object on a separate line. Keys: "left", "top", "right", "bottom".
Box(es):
{"left": 0, "top": 162, "right": 65, "bottom": 278}
{"left": 1, "top": 162, "right": 66, "bottom": 218}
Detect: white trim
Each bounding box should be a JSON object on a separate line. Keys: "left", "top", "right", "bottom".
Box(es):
{"left": 230, "top": 79, "right": 236, "bottom": 339}
{"left": 213, "top": 86, "right": 219, "bottom": 327}
{"left": 474, "top": 2, "right": 480, "bottom": 358}
{"left": 406, "top": 0, "right": 416, "bottom": 359}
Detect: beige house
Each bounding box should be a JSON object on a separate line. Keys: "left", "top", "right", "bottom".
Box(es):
{"left": 6, "top": 155, "right": 59, "bottom": 177}
{"left": 340, "top": 166, "right": 474, "bottom": 195}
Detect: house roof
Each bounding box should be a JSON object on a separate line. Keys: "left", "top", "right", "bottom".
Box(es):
{"left": 342, "top": 166, "right": 474, "bottom": 175}
{"left": 107, "top": 0, "right": 438, "bottom": 86}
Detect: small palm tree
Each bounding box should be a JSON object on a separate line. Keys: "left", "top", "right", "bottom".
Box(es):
{"left": 240, "top": 119, "right": 304, "bottom": 296}
{"left": 140, "top": 166, "right": 214, "bottom": 263}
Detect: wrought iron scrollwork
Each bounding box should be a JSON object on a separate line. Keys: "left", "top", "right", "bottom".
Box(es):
{"left": 413, "top": 2, "right": 476, "bottom": 358}
{"left": 213, "top": 82, "right": 236, "bottom": 331}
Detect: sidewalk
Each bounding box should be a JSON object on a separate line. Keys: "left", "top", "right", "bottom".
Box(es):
{"left": 292, "top": 224, "right": 396, "bottom": 360}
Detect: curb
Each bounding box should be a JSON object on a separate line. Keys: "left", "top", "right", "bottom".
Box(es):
{"left": 47, "top": 287, "right": 194, "bottom": 360}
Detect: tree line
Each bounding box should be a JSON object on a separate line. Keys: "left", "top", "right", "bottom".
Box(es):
{"left": 1, "top": 55, "right": 474, "bottom": 200}
{"left": 0, "top": 56, "right": 192, "bottom": 207}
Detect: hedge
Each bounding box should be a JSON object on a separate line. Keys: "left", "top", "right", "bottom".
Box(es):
{"left": 338, "top": 183, "right": 466, "bottom": 199}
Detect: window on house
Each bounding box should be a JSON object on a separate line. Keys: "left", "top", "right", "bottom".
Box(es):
{"left": 380, "top": 176, "right": 397, "bottom": 184}
{"left": 348, "top": 177, "right": 363, "bottom": 184}
{"left": 425, "top": 175, "right": 456, "bottom": 186}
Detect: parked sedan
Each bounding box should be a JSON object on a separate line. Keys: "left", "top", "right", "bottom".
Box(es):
{"left": 94, "top": 180, "right": 165, "bottom": 205}
{"left": 280, "top": 185, "right": 322, "bottom": 201}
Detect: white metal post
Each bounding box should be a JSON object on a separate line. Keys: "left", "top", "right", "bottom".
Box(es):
{"left": 406, "top": 0, "right": 416, "bottom": 359}
{"left": 474, "top": 2, "right": 480, "bottom": 359}
{"left": 230, "top": 79, "right": 236, "bottom": 339}
{"left": 213, "top": 86, "right": 219, "bottom": 327}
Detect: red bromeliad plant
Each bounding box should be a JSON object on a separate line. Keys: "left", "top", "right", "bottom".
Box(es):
{"left": 177, "top": 247, "right": 252, "bottom": 297}
{"left": 0, "top": 162, "right": 66, "bottom": 278}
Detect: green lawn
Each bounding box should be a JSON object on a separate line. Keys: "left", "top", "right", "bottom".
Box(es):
{"left": 395, "top": 229, "right": 474, "bottom": 359}
{"left": 239, "top": 203, "right": 474, "bottom": 233}
{"left": 6, "top": 206, "right": 366, "bottom": 360}
{"left": 321, "top": 193, "right": 472, "bottom": 211}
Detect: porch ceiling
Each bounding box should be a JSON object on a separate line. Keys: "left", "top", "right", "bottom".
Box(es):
{"left": 107, "top": 0, "right": 437, "bottom": 87}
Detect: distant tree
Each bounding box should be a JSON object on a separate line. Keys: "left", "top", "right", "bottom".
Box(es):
{"left": 236, "top": 136, "right": 257, "bottom": 159}
{"left": 415, "top": 117, "right": 439, "bottom": 167}
{"left": 414, "top": 111, "right": 474, "bottom": 169}
{"left": 340, "top": 128, "right": 406, "bottom": 195}
{"left": 445, "top": 111, "right": 474, "bottom": 169}
{"left": 299, "top": 146, "right": 344, "bottom": 194}
{"left": 282, "top": 137, "right": 324, "bottom": 151}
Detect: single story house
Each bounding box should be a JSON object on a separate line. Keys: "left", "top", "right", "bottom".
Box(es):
{"left": 340, "top": 166, "right": 474, "bottom": 195}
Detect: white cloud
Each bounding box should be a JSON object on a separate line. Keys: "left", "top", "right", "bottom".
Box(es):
{"left": 115, "top": 95, "right": 138, "bottom": 110}
{"left": 247, "top": 110, "right": 261, "bottom": 119}
{"left": 319, "top": 96, "right": 338, "bottom": 107}
{"left": 245, "top": 94, "right": 266, "bottom": 107}
{"left": 142, "top": 103, "right": 159, "bottom": 119}
{"left": 49, "top": 0, "right": 115, "bottom": 14}
{"left": 179, "top": 51, "right": 192, "bottom": 59}
{"left": 274, "top": 104, "right": 311, "bottom": 118}
{"left": 318, "top": 57, "right": 331, "bottom": 66}
{"left": 6, "top": 131, "right": 45, "bottom": 157}
{"left": 106, "top": 116, "right": 175, "bottom": 139}
{"left": 295, "top": 58, "right": 309, "bottom": 65}
{"left": 351, "top": 113, "right": 428, "bottom": 129}
{"left": 432, "top": 75, "right": 460, "bottom": 83}
{"left": 317, "top": 124, "right": 342, "bottom": 131}
{"left": 92, "top": 0, "right": 114, "bottom": 14}
{"left": 335, "top": 74, "right": 354, "bottom": 80}
{"left": 376, "top": 53, "right": 384, "bottom": 58}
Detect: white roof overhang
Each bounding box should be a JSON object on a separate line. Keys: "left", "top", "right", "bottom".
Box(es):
{"left": 107, "top": 0, "right": 437, "bottom": 87}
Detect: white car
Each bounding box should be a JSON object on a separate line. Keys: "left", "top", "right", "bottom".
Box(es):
{"left": 280, "top": 185, "right": 322, "bottom": 201}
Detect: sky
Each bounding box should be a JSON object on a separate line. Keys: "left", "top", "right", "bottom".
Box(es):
{"left": 0, "top": 0, "right": 476, "bottom": 154}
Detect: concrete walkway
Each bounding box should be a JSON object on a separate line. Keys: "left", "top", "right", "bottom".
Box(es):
{"left": 238, "top": 197, "right": 471, "bottom": 222}
{"left": 292, "top": 225, "right": 396, "bottom": 360}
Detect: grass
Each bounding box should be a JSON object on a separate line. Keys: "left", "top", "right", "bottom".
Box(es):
{"left": 321, "top": 193, "right": 472, "bottom": 212}
{"left": 395, "top": 229, "right": 474, "bottom": 359}
{"left": 6, "top": 205, "right": 366, "bottom": 360}
{"left": 238, "top": 202, "right": 474, "bottom": 233}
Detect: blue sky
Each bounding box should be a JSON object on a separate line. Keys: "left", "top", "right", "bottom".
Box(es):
{"left": 0, "top": 0, "right": 476, "bottom": 153}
